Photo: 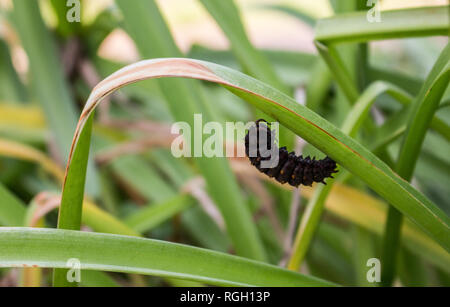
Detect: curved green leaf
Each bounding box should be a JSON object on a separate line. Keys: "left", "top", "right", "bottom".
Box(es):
{"left": 62, "top": 58, "right": 450, "bottom": 266}
{"left": 54, "top": 115, "right": 93, "bottom": 286}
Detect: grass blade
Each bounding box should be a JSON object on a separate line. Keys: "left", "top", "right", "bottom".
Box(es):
{"left": 64, "top": 58, "right": 450, "bottom": 253}
{"left": 381, "top": 43, "right": 450, "bottom": 286}
{"left": 0, "top": 227, "right": 335, "bottom": 287}
{"left": 53, "top": 115, "right": 93, "bottom": 286}
{"left": 315, "top": 6, "right": 449, "bottom": 44}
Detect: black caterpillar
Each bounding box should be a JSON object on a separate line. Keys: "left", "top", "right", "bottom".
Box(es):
{"left": 244, "top": 119, "right": 338, "bottom": 187}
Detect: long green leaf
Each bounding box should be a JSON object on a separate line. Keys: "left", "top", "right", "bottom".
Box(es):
{"left": 381, "top": 42, "right": 450, "bottom": 286}
{"left": 396, "top": 44, "right": 450, "bottom": 181}
{"left": 63, "top": 58, "right": 450, "bottom": 253}
{"left": 315, "top": 6, "right": 449, "bottom": 44}
{"left": 0, "top": 228, "right": 334, "bottom": 287}
{"left": 53, "top": 115, "right": 94, "bottom": 286}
